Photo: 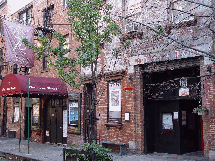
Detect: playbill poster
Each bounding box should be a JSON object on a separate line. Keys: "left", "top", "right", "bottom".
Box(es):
{"left": 162, "top": 113, "right": 173, "bottom": 130}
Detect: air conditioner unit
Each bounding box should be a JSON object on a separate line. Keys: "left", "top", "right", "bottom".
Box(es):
{"left": 126, "top": 22, "right": 142, "bottom": 33}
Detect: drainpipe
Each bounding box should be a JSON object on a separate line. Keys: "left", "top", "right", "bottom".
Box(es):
{"left": 134, "top": 65, "right": 138, "bottom": 153}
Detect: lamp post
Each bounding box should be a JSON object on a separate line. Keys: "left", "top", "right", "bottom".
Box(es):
{"left": 27, "top": 77, "right": 30, "bottom": 154}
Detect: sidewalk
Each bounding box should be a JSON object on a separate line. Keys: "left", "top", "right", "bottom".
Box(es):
{"left": 0, "top": 137, "right": 210, "bottom": 161}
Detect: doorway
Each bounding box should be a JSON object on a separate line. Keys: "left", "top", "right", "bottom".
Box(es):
{"left": 45, "top": 105, "right": 63, "bottom": 144}
{"left": 145, "top": 99, "right": 202, "bottom": 154}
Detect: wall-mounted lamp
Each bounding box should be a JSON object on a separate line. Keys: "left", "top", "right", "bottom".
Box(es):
{"left": 128, "top": 75, "right": 133, "bottom": 83}
{"left": 206, "top": 66, "right": 211, "bottom": 75}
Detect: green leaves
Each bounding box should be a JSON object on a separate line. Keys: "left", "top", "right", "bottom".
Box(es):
{"left": 23, "top": 0, "right": 121, "bottom": 89}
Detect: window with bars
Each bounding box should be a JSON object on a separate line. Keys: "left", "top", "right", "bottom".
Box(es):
{"left": 18, "top": 6, "right": 33, "bottom": 25}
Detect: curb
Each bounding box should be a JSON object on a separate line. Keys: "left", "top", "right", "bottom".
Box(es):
{"left": 0, "top": 151, "right": 40, "bottom": 161}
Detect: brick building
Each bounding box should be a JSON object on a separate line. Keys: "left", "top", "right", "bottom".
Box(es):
{"left": 0, "top": 0, "right": 215, "bottom": 159}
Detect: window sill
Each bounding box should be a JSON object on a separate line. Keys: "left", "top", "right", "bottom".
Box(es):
{"left": 105, "top": 123, "right": 123, "bottom": 129}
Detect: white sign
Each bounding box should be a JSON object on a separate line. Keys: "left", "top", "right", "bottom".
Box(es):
{"left": 63, "top": 110, "right": 68, "bottom": 137}
{"left": 162, "top": 113, "right": 173, "bottom": 130}
{"left": 125, "top": 113, "right": 130, "bottom": 121}
{"left": 173, "top": 112, "right": 178, "bottom": 120}
{"left": 179, "top": 88, "right": 189, "bottom": 96}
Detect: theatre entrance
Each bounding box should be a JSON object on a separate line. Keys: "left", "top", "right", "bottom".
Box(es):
{"left": 44, "top": 96, "right": 67, "bottom": 144}
{"left": 144, "top": 66, "right": 203, "bottom": 154}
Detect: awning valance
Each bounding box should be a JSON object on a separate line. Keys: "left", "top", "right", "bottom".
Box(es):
{"left": 0, "top": 74, "right": 67, "bottom": 96}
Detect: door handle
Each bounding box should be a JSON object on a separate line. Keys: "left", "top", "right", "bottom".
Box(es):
{"left": 60, "top": 127, "right": 62, "bottom": 129}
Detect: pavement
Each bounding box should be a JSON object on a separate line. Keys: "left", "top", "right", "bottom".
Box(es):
{"left": 0, "top": 137, "right": 212, "bottom": 161}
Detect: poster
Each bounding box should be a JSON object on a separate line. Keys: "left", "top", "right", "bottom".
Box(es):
{"left": 111, "top": 91, "right": 120, "bottom": 106}
{"left": 14, "top": 106, "right": 19, "bottom": 122}
{"left": 69, "top": 102, "right": 78, "bottom": 125}
{"left": 162, "top": 113, "right": 173, "bottom": 130}
{"left": 179, "top": 88, "right": 189, "bottom": 96}
{"left": 63, "top": 110, "right": 67, "bottom": 137}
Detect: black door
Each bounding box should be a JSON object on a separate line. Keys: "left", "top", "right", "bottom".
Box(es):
{"left": 47, "top": 106, "right": 63, "bottom": 144}
{"left": 154, "top": 101, "right": 180, "bottom": 154}
{"left": 180, "top": 100, "right": 201, "bottom": 153}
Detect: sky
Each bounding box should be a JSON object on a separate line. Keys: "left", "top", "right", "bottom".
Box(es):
{"left": 7, "top": 0, "right": 34, "bottom": 14}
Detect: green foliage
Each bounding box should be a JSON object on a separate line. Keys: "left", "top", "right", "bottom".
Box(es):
{"left": 23, "top": 0, "right": 121, "bottom": 88}
{"left": 67, "top": 142, "right": 113, "bottom": 161}
{"left": 153, "top": 25, "right": 164, "bottom": 39}
{"left": 123, "top": 39, "right": 131, "bottom": 48}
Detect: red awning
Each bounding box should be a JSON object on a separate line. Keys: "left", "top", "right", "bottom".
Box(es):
{"left": 0, "top": 74, "right": 67, "bottom": 96}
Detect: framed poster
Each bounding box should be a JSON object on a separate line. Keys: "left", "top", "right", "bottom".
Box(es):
{"left": 108, "top": 81, "right": 121, "bottom": 123}
{"left": 162, "top": 113, "right": 173, "bottom": 130}
{"left": 69, "top": 102, "right": 79, "bottom": 126}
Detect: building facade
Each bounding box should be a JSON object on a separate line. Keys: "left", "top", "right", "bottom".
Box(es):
{"left": 0, "top": 0, "right": 215, "bottom": 159}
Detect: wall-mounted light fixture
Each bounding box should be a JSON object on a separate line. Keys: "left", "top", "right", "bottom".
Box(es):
{"left": 206, "top": 66, "right": 211, "bottom": 75}
{"left": 128, "top": 75, "right": 133, "bottom": 83}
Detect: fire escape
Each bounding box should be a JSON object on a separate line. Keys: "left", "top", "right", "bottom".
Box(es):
{"left": 35, "top": 4, "right": 55, "bottom": 39}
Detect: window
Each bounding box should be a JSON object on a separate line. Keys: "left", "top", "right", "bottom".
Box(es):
{"left": 18, "top": 6, "right": 33, "bottom": 25}
{"left": 63, "top": 34, "right": 69, "bottom": 57}
{"left": 0, "top": 19, "right": 3, "bottom": 36}
{"left": 32, "top": 98, "right": 40, "bottom": 126}
{"left": 13, "top": 98, "right": 19, "bottom": 123}
{"left": 108, "top": 80, "right": 121, "bottom": 123}
{"left": 171, "top": 0, "right": 195, "bottom": 24}
{"left": 0, "top": 0, "right": 7, "bottom": 12}
{"left": 43, "top": 4, "right": 54, "bottom": 28}
{"left": 63, "top": 0, "right": 68, "bottom": 9}
{"left": 13, "top": 64, "right": 19, "bottom": 74}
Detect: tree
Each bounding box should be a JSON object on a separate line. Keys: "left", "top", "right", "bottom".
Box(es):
{"left": 23, "top": 0, "right": 121, "bottom": 142}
